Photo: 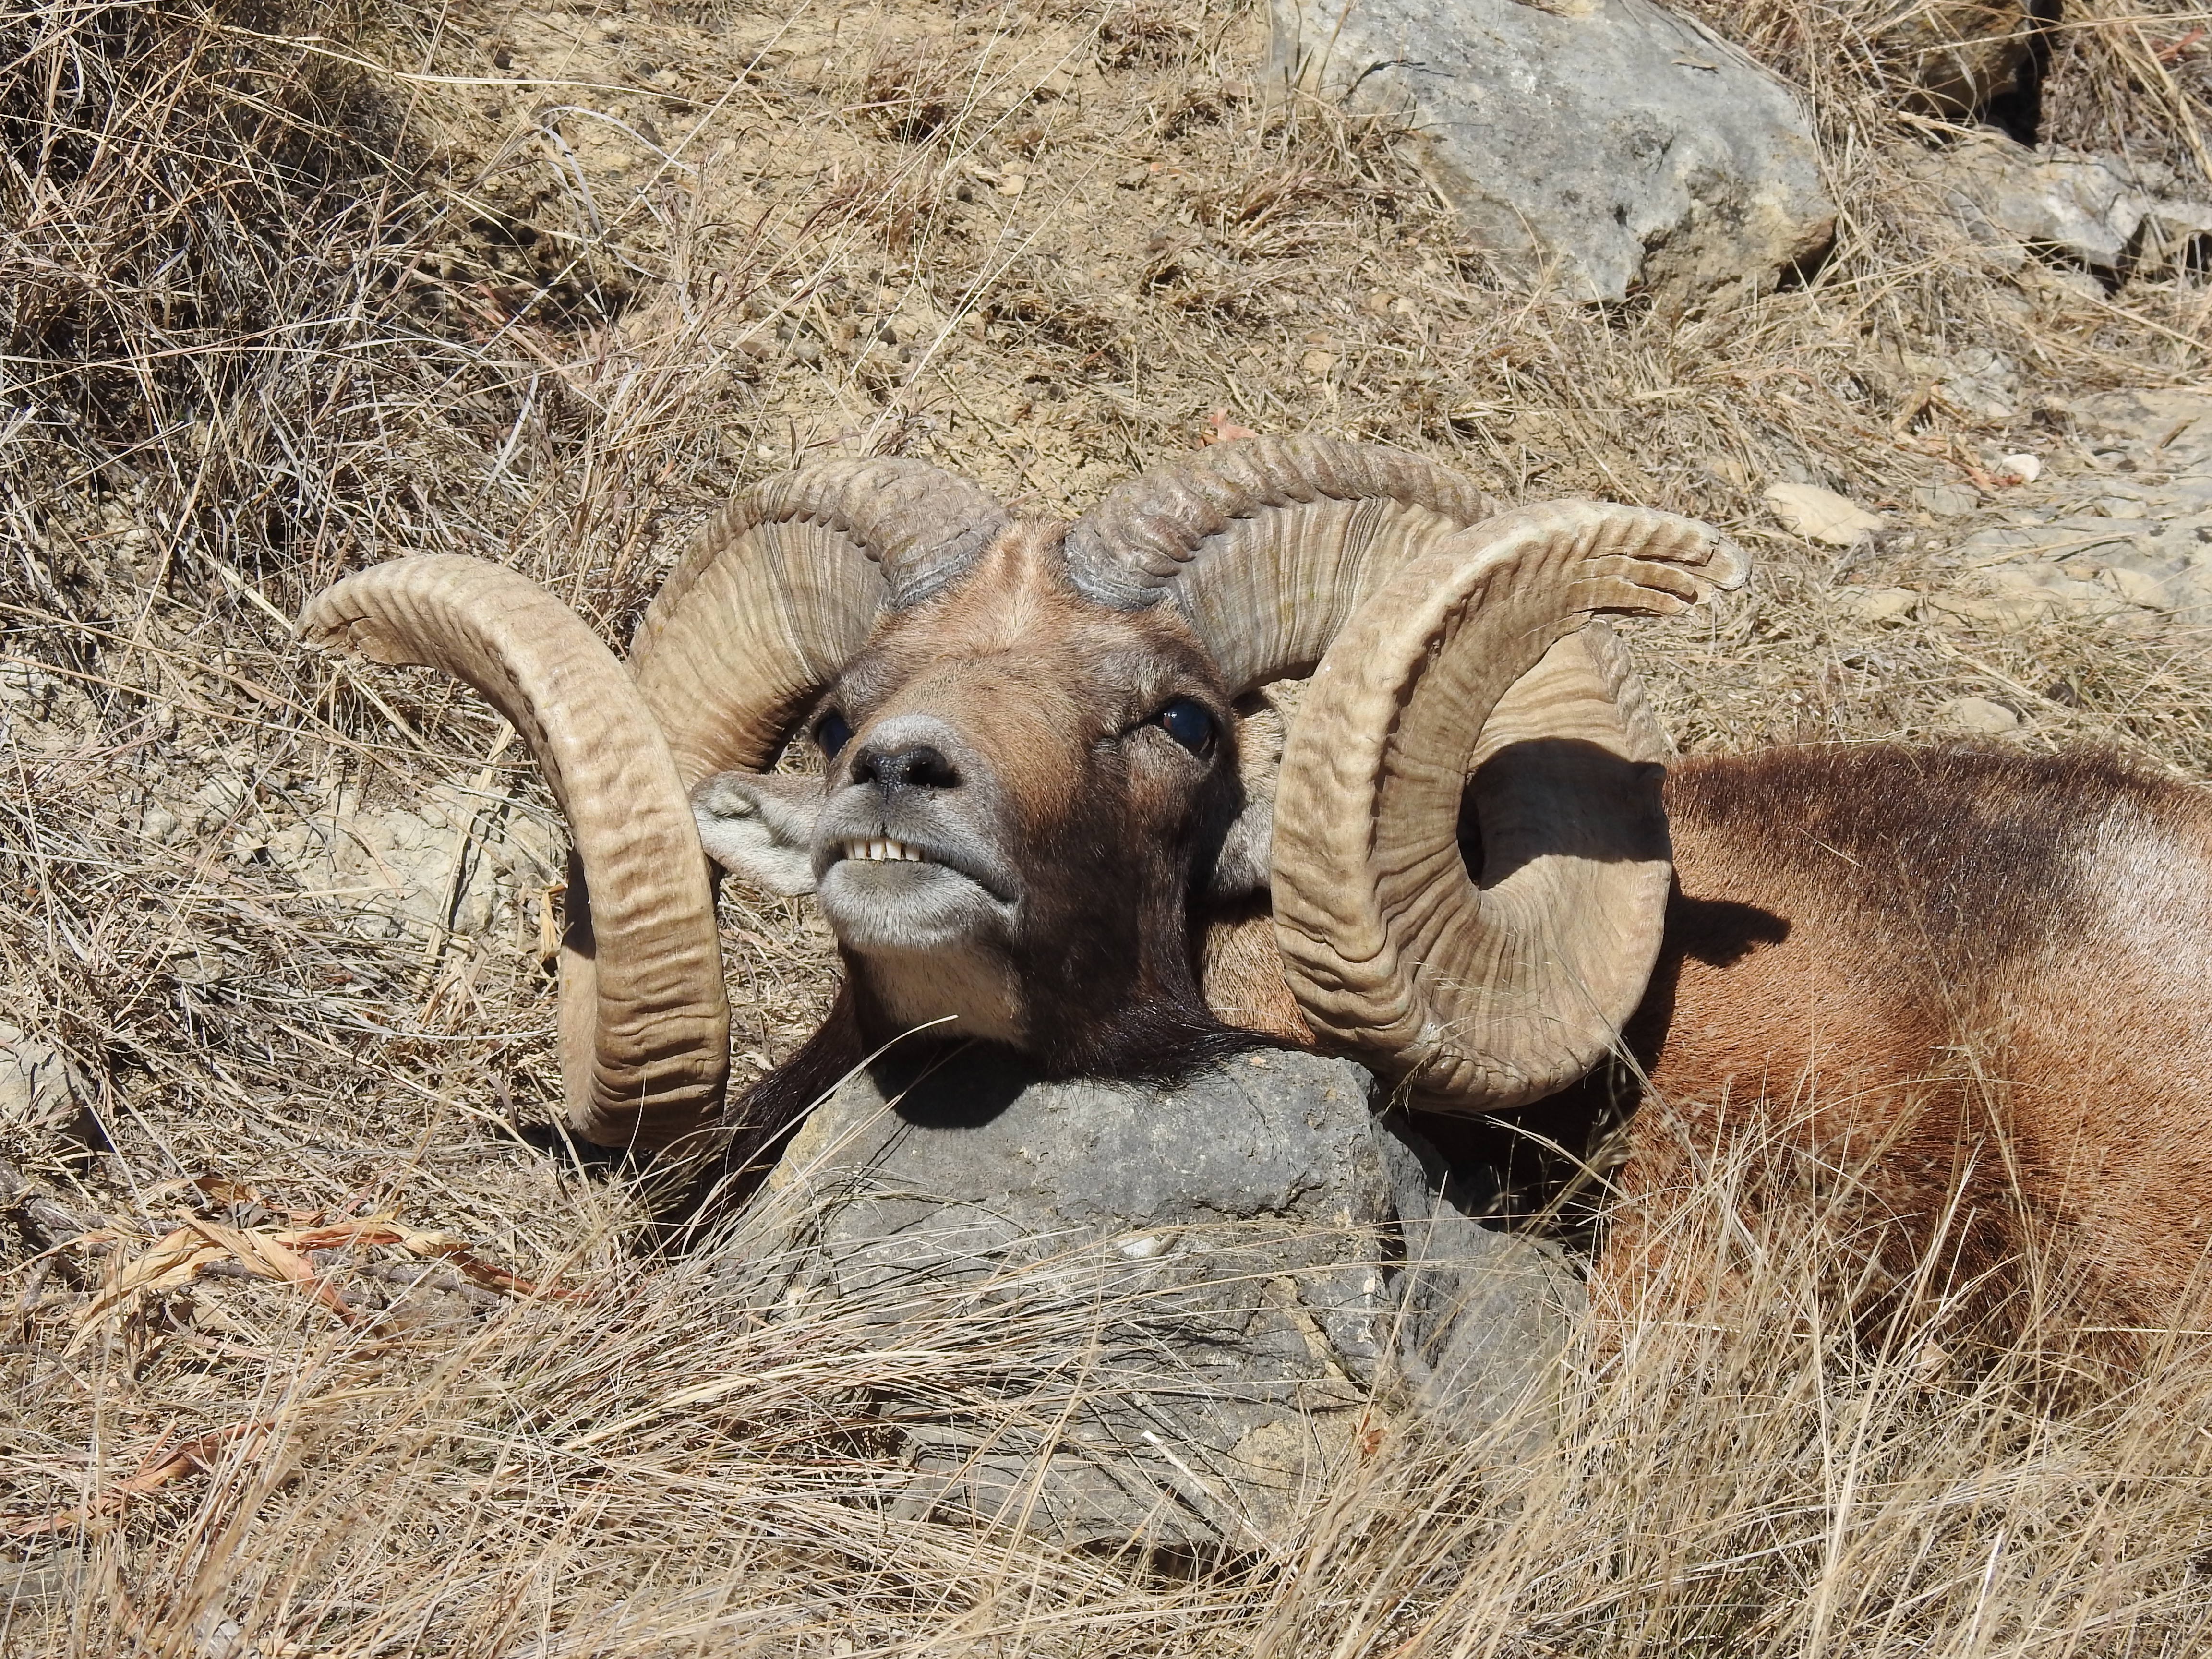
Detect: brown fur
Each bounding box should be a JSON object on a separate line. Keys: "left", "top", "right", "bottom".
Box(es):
{"left": 1587, "top": 745, "right": 2212, "bottom": 1336}
{"left": 1198, "top": 901, "right": 1312, "bottom": 1041}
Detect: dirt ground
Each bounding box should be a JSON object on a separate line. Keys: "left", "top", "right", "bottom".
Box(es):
{"left": 5, "top": 0, "right": 2212, "bottom": 1651}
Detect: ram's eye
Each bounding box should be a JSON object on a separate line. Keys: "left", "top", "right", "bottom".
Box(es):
{"left": 1155, "top": 698, "right": 1214, "bottom": 757}
{"left": 815, "top": 711, "right": 853, "bottom": 759}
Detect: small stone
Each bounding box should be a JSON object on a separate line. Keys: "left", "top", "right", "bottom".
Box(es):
{"left": 1835, "top": 586, "right": 1920, "bottom": 623}
{"left": 0, "top": 661, "right": 60, "bottom": 718}
{"left": 1923, "top": 347, "right": 2020, "bottom": 423}
{"left": 1764, "top": 481, "right": 1884, "bottom": 546}
{"left": 1938, "top": 696, "right": 2023, "bottom": 734}
{"left": 1703, "top": 454, "right": 1753, "bottom": 491}
{"left": 1991, "top": 453, "right": 2042, "bottom": 485}
{"left": 1984, "top": 564, "right": 2123, "bottom": 611}
{"left": 1912, "top": 481, "right": 1979, "bottom": 517}
{"left": 1926, "top": 590, "right": 2043, "bottom": 626}
{"left": 0, "top": 1023, "right": 85, "bottom": 1134}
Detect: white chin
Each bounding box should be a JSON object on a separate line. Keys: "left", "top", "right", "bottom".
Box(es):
{"left": 817, "top": 860, "right": 1008, "bottom": 954}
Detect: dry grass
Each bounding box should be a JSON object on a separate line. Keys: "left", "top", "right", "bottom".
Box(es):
{"left": 4, "top": 0, "right": 2212, "bottom": 1650}
{"left": 9, "top": 1128, "right": 2212, "bottom": 1655}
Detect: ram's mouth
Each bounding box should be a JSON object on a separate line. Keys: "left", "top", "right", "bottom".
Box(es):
{"left": 841, "top": 837, "right": 930, "bottom": 863}
{"left": 819, "top": 829, "right": 1018, "bottom": 908}
{"left": 817, "top": 831, "right": 1017, "bottom": 953}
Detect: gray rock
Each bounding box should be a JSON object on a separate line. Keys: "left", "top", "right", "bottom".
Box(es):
{"left": 1834, "top": 586, "right": 1922, "bottom": 624}
{"left": 1270, "top": 0, "right": 1833, "bottom": 305}
{"left": 2089, "top": 550, "right": 2212, "bottom": 617}
{"left": 2067, "top": 390, "right": 2212, "bottom": 475}
{"left": 1926, "top": 345, "right": 2020, "bottom": 423}
{"left": 0, "top": 1549, "right": 87, "bottom": 1613}
{"left": 1912, "top": 134, "right": 2212, "bottom": 278}
{"left": 253, "top": 780, "right": 560, "bottom": 943}
{"left": 0, "top": 661, "right": 62, "bottom": 720}
{"left": 722, "top": 1045, "right": 1578, "bottom": 1551}
{"left": 0, "top": 1022, "right": 86, "bottom": 1138}
{"left": 1937, "top": 695, "right": 2023, "bottom": 735}
{"left": 1959, "top": 519, "right": 2150, "bottom": 564}
{"left": 1913, "top": 481, "right": 1981, "bottom": 517}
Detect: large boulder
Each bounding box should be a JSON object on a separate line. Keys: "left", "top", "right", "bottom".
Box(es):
{"left": 721, "top": 1045, "right": 1578, "bottom": 1551}
{"left": 1271, "top": 0, "right": 1834, "bottom": 305}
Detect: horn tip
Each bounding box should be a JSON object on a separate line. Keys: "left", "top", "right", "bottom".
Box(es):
{"left": 1699, "top": 530, "right": 1753, "bottom": 593}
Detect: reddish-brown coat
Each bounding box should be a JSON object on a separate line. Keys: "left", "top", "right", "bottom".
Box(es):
{"left": 1607, "top": 745, "right": 2212, "bottom": 1329}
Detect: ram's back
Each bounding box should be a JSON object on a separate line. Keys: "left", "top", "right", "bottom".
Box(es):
{"left": 1632, "top": 744, "right": 2212, "bottom": 1320}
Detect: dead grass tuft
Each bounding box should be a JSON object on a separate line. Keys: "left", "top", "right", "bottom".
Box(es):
{"left": 1098, "top": 0, "right": 1202, "bottom": 70}
{"left": 862, "top": 36, "right": 972, "bottom": 142}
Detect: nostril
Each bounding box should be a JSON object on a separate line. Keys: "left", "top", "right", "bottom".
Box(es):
{"left": 854, "top": 742, "right": 961, "bottom": 791}
{"left": 898, "top": 745, "right": 960, "bottom": 789}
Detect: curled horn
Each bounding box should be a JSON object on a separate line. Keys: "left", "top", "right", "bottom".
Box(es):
{"left": 299, "top": 462, "right": 1006, "bottom": 1150}
{"left": 1273, "top": 504, "right": 1748, "bottom": 1111}
{"left": 300, "top": 557, "right": 728, "bottom": 1151}
{"left": 1062, "top": 435, "right": 1494, "bottom": 691}
{"left": 630, "top": 458, "right": 1011, "bottom": 785}
{"left": 1063, "top": 438, "right": 1744, "bottom": 1112}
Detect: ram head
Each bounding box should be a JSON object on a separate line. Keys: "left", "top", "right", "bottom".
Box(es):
{"left": 300, "top": 438, "right": 1745, "bottom": 1153}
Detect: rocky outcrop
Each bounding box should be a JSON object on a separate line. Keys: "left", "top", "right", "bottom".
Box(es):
{"left": 1910, "top": 133, "right": 2212, "bottom": 280}
{"left": 1270, "top": 0, "right": 1834, "bottom": 305}
{"left": 721, "top": 1045, "right": 1578, "bottom": 1551}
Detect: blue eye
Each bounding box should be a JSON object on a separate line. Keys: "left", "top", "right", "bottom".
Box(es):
{"left": 816, "top": 711, "right": 852, "bottom": 758}
{"left": 1156, "top": 698, "right": 1214, "bottom": 756}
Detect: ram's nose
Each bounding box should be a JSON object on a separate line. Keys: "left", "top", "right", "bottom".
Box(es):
{"left": 848, "top": 717, "right": 966, "bottom": 795}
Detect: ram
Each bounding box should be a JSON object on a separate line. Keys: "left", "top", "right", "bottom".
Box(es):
{"left": 302, "top": 438, "right": 2212, "bottom": 1326}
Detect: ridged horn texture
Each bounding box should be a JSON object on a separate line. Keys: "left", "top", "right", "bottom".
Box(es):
{"left": 1062, "top": 435, "right": 1495, "bottom": 692}
{"left": 1272, "top": 502, "right": 1750, "bottom": 1113}
{"left": 630, "top": 459, "right": 1010, "bottom": 785}
{"left": 300, "top": 556, "right": 728, "bottom": 1151}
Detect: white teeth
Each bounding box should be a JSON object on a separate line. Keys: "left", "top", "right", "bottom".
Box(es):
{"left": 843, "top": 839, "right": 926, "bottom": 863}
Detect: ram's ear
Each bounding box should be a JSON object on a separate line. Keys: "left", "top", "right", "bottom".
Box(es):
{"left": 691, "top": 771, "right": 823, "bottom": 896}
{"left": 1209, "top": 694, "right": 1284, "bottom": 900}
